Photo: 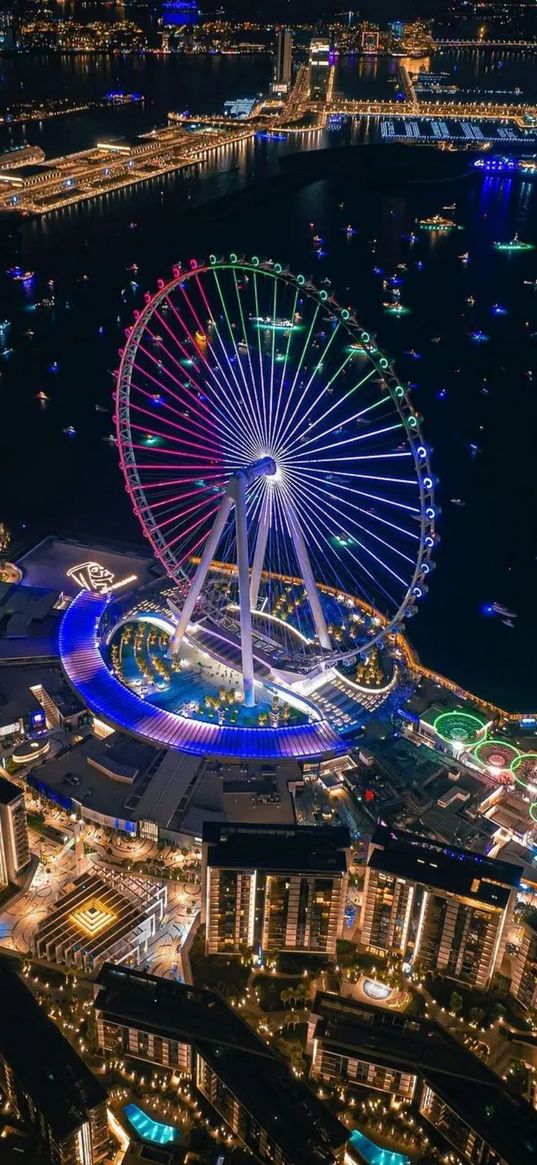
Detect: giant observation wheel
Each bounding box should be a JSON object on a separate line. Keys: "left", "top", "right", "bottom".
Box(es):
{"left": 115, "top": 255, "right": 436, "bottom": 679}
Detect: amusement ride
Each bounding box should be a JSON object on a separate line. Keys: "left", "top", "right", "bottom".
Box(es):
{"left": 60, "top": 254, "right": 438, "bottom": 759}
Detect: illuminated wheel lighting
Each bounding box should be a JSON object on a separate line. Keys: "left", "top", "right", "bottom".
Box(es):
{"left": 472, "top": 738, "right": 520, "bottom": 774}
{"left": 510, "top": 753, "right": 537, "bottom": 796}
{"left": 433, "top": 711, "right": 486, "bottom": 747}
{"left": 115, "top": 256, "right": 436, "bottom": 654}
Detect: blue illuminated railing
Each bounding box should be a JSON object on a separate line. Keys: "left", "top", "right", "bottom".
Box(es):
{"left": 59, "top": 590, "right": 343, "bottom": 760}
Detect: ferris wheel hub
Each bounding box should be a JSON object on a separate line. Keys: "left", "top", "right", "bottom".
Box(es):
{"left": 226, "top": 456, "right": 277, "bottom": 497}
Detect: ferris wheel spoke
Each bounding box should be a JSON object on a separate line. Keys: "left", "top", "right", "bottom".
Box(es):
{"left": 167, "top": 289, "right": 260, "bottom": 452}
{"left": 278, "top": 479, "right": 400, "bottom": 610}
{"left": 140, "top": 485, "right": 226, "bottom": 513}
{"left": 291, "top": 422, "right": 405, "bottom": 463}
{"left": 165, "top": 503, "right": 222, "bottom": 551}
{"left": 152, "top": 494, "right": 221, "bottom": 532}
{"left": 267, "top": 276, "right": 279, "bottom": 447}
{"left": 144, "top": 314, "right": 251, "bottom": 451}
{"left": 271, "top": 306, "right": 334, "bottom": 452}
{"left": 231, "top": 268, "right": 271, "bottom": 448}
{"left": 275, "top": 343, "right": 359, "bottom": 454}
{"left": 286, "top": 466, "right": 420, "bottom": 540}
{"left": 132, "top": 336, "right": 244, "bottom": 453}
{"left": 284, "top": 474, "right": 416, "bottom": 567}
{"left": 251, "top": 271, "right": 271, "bottom": 449}
{"left": 285, "top": 485, "right": 407, "bottom": 601}
{"left": 286, "top": 467, "right": 421, "bottom": 515}
{"left": 204, "top": 269, "right": 268, "bottom": 455}
{"left": 270, "top": 282, "right": 300, "bottom": 445}
{"left": 282, "top": 377, "right": 388, "bottom": 459}
{"left": 129, "top": 413, "right": 245, "bottom": 464}
{"left": 129, "top": 375, "right": 234, "bottom": 451}
{"left": 128, "top": 401, "right": 229, "bottom": 456}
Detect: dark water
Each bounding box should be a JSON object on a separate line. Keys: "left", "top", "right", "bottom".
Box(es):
{"left": 0, "top": 52, "right": 536, "bottom": 711}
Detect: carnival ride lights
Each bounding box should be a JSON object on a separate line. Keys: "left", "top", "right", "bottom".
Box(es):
{"left": 115, "top": 255, "right": 436, "bottom": 709}
{"left": 469, "top": 741, "right": 537, "bottom": 825}
{"left": 433, "top": 710, "right": 487, "bottom": 747}
{"left": 472, "top": 738, "right": 520, "bottom": 773}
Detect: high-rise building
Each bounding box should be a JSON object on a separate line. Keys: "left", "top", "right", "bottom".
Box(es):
{"left": 0, "top": 775, "right": 31, "bottom": 886}
{"left": 94, "top": 963, "right": 347, "bottom": 1165}
{"left": 309, "top": 38, "right": 331, "bottom": 101}
{"left": 272, "top": 28, "right": 292, "bottom": 95}
{"left": 307, "top": 991, "right": 537, "bottom": 1165}
{"left": 361, "top": 24, "right": 380, "bottom": 54}
{"left": 510, "top": 914, "right": 537, "bottom": 1011}
{"left": 202, "top": 823, "right": 350, "bottom": 957}
{"left": 0, "top": 9, "right": 17, "bottom": 54}
{"left": 360, "top": 825, "right": 521, "bottom": 986}
{"left": 0, "top": 964, "right": 109, "bottom": 1165}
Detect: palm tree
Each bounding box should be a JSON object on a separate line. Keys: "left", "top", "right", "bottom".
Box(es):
{"left": 450, "top": 990, "right": 463, "bottom": 1017}
{"left": 0, "top": 522, "right": 11, "bottom": 575}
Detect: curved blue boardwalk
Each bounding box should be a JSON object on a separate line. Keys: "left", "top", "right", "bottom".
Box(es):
{"left": 59, "top": 590, "right": 343, "bottom": 760}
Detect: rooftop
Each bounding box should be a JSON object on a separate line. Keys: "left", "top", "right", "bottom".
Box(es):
{"left": 368, "top": 824, "right": 522, "bottom": 907}
{"left": 310, "top": 992, "right": 537, "bottom": 1165}
{"left": 0, "top": 961, "right": 106, "bottom": 1139}
{"left": 0, "top": 775, "right": 23, "bottom": 806}
{"left": 33, "top": 869, "right": 163, "bottom": 966}
{"left": 203, "top": 821, "right": 351, "bottom": 873}
{"left": 95, "top": 964, "right": 346, "bottom": 1165}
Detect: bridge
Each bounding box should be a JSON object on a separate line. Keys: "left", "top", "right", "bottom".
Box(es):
{"left": 326, "top": 99, "right": 537, "bottom": 123}
{"left": 434, "top": 39, "right": 537, "bottom": 50}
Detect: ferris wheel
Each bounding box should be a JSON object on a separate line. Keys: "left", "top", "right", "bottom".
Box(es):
{"left": 115, "top": 255, "right": 436, "bottom": 685}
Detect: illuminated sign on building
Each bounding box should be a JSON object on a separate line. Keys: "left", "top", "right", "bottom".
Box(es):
{"left": 66, "top": 562, "right": 137, "bottom": 594}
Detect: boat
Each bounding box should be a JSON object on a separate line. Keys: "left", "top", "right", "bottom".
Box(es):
{"left": 474, "top": 155, "right": 519, "bottom": 174}
{"left": 250, "top": 315, "right": 300, "bottom": 332}
{"left": 348, "top": 342, "right": 378, "bottom": 355}
{"left": 490, "top": 602, "right": 517, "bottom": 619}
{"left": 6, "top": 266, "right": 34, "bottom": 280}
{"left": 418, "top": 215, "right": 461, "bottom": 232}
{"left": 450, "top": 498, "right": 466, "bottom": 507}
{"left": 518, "top": 157, "right": 537, "bottom": 176}
{"left": 494, "top": 235, "right": 534, "bottom": 252}
{"left": 383, "top": 302, "right": 411, "bottom": 316}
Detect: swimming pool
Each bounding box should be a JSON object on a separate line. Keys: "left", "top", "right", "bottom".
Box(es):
{"left": 349, "top": 1128, "right": 411, "bottom": 1165}
{"left": 123, "top": 1104, "right": 181, "bottom": 1145}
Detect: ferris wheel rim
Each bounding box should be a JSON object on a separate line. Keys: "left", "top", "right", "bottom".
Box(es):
{"left": 114, "top": 254, "right": 437, "bottom": 653}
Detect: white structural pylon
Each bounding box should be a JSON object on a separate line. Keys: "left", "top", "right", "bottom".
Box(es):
{"left": 170, "top": 456, "right": 331, "bottom": 706}
{"left": 286, "top": 500, "right": 332, "bottom": 650}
